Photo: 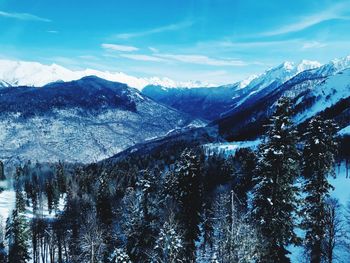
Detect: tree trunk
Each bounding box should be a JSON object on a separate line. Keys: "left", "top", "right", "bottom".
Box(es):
{"left": 311, "top": 239, "right": 322, "bottom": 263}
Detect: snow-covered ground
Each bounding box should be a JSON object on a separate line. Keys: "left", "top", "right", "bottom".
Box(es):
{"left": 202, "top": 139, "right": 261, "bottom": 156}
{"left": 0, "top": 183, "right": 66, "bottom": 229}
{"left": 339, "top": 125, "right": 350, "bottom": 135}
{"left": 295, "top": 68, "right": 350, "bottom": 123}
{"left": 0, "top": 106, "right": 203, "bottom": 166}
{"left": 290, "top": 161, "right": 350, "bottom": 262}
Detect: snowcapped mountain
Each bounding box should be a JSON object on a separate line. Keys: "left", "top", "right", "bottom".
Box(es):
{"left": 0, "top": 76, "right": 203, "bottom": 165}
{"left": 0, "top": 79, "right": 10, "bottom": 88}
{"left": 215, "top": 55, "right": 350, "bottom": 140}
{"left": 142, "top": 59, "right": 321, "bottom": 121}
{"left": 232, "top": 60, "right": 321, "bottom": 108}
{"left": 0, "top": 59, "right": 213, "bottom": 90}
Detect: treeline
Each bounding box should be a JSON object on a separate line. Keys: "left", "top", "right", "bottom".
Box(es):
{"left": 0, "top": 98, "right": 350, "bottom": 263}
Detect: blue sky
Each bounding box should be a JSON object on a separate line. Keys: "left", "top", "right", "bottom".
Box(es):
{"left": 0, "top": 0, "right": 350, "bottom": 84}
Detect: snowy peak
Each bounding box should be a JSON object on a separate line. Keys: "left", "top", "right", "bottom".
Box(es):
{"left": 296, "top": 59, "right": 322, "bottom": 72}
{"left": 0, "top": 59, "right": 211, "bottom": 90}
{"left": 244, "top": 59, "right": 321, "bottom": 91}
{"left": 314, "top": 55, "right": 350, "bottom": 76}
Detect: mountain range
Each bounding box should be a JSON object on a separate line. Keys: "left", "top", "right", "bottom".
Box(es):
{"left": 0, "top": 55, "right": 349, "bottom": 165}
{"left": 0, "top": 59, "right": 213, "bottom": 90}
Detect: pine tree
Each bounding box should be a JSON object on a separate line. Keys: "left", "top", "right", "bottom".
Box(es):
{"left": 174, "top": 149, "right": 203, "bottom": 261}
{"left": 122, "top": 171, "right": 158, "bottom": 262}
{"left": 252, "top": 97, "right": 300, "bottom": 262}
{"left": 301, "top": 117, "right": 337, "bottom": 263}
{"left": 6, "top": 190, "right": 31, "bottom": 263}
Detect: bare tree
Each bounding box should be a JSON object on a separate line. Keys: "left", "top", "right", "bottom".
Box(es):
{"left": 79, "top": 210, "right": 106, "bottom": 263}
{"left": 211, "top": 190, "right": 263, "bottom": 263}
{"left": 322, "top": 198, "right": 344, "bottom": 263}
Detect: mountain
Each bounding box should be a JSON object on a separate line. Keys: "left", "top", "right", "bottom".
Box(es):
{"left": 142, "top": 60, "right": 321, "bottom": 121}
{"left": 0, "top": 76, "right": 203, "bottom": 165}
{"left": 215, "top": 56, "right": 350, "bottom": 140}
{"left": 142, "top": 84, "right": 240, "bottom": 121}
{"left": 0, "top": 59, "right": 213, "bottom": 90}
{"left": 0, "top": 80, "right": 10, "bottom": 88}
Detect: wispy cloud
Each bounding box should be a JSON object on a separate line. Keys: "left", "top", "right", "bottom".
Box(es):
{"left": 302, "top": 41, "right": 327, "bottom": 50}
{"left": 148, "top": 47, "right": 159, "bottom": 53}
{"left": 0, "top": 10, "right": 51, "bottom": 22}
{"left": 155, "top": 53, "right": 247, "bottom": 66}
{"left": 260, "top": 3, "right": 350, "bottom": 36}
{"left": 119, "top": 54, "right": 166, "bottom": 62}
{"left": 47, "top": 30, "right": 59, "bottom": 34}
{"left": 114, "top": 20, "right": 194, "bottom": 39}
{"left": 102, "top": 43, "right": 139, "bottom": 52}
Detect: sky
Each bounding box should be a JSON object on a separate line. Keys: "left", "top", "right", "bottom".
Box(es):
{"left": 0, "top": 0, "right": 350, "bottom": 85}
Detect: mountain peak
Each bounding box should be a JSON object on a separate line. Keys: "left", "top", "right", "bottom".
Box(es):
{"left": 0, "top": 59, "right": 212, "bottom": 90}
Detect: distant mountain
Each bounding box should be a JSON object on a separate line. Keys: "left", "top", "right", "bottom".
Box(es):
{"left": 0, "top": 80, "right": 10, "bottom": 88}
{"left": 0, "top": 76, "right": 203, "bottom": 165}
{"left": 143, "top": 60, "right": 321, "bottom": 121}
{"left": 215, "top": 56, "right": 350, "bottom": 140}
{"left": 0, "top": 59, "right": 213, "bottom": 90}
{"left": 142, "top": 84, "right": 240, "bottom": 121}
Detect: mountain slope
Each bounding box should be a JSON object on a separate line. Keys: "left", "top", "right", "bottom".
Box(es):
{"left": 0, "top": 76, "right": 203, "bottom": 165}
{"left": 215, "top": 56, "right": 350, "bottom": 140}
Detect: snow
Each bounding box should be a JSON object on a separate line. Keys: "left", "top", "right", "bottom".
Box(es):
{"left": 295, "top": 68, "right": 350, "bottom": 123}
{"left": 0, "top": 189, "right": 16, "bottom": 226}
{"left": 0, "top": 59, "right": 214, "bottom": 90}
{"left": 234, "top": 60, "right": 321, "bottom": 108}
{"left": 289, "top": 161, "right": 350, "bottom": 262}
{"left": 0, "top": 103, "right": 203, "bottom": 166}
{"left": 0, "top": 184, "right": 66, "bottom": 229}
{"left": 339, "top": 125, "right": 350, "bottom": 135}
{"left": 203, "top": 139, "right": 261, "bottom": 156}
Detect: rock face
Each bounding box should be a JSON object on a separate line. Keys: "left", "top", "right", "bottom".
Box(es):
{"left": 0, "top": 76, "right": 203, "bottom": 165}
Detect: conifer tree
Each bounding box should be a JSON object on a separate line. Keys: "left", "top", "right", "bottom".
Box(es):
{"left": 301, "top": 117, "right": 337, "bottom": 263}
{"left": 6, "top": 190, "right": 31, "bottom": 263}
{"left": 174, "top": 149, "right": 203, "bottom": 261}
{"left": 252, "top": 97, "right": 300, "bottom": 262}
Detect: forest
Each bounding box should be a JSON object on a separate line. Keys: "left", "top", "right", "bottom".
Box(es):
{"left": 1, "top": 97, "right": 350, "bottom": 263}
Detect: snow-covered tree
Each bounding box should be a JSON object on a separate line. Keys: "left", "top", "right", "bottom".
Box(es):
{"left": 174, "top": 149, "right": 203, "bottom": 261}
{"left": 211, "top": 191, "right": 262, "bottom": 263}
{"left": 154, "top": 214, "right": 185, "bottom": 263}
{"left": 79, "top": 210, "right": 106, "bottom": 263}
{"left": 252, "top": 97, "right": 301, "bottom": 262}
{"left": 301, "top": 116, "right": 338, "bottom": 263}
{"left": 6, "top": 190, "right": 31, "bottom": 263}
{"left": 109, "top": 248, "right": 132, "bottom": 263}
{"left": 121, "top": 171, "right": 159, "bottom": 262}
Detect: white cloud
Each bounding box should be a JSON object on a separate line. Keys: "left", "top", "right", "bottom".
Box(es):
{"left": 0, "top": 10, "right": 51, "bottom": 22}
{"left": 114, "top": 20, "right": 193, "bottom": 39}
{"left": 302, "top": 41, "right": 327, "bottom": 50}
{"left": 261, "top": 3, "right": 350, "bottom": 36}
{"left": 148, "top": 47, "right": 159, "bottom": 53}
{"left": 47, "top": 30, "right": 58, "bottom": 34}
{"left": 101, "top": 43, "right": 139, "bottom": 52}
{"left": 155, "top": 53, "right": 247, "bottom": 66}
{"left": 119, "top": 54, "right": 166, "bottom": 62}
